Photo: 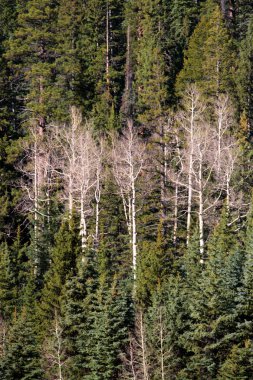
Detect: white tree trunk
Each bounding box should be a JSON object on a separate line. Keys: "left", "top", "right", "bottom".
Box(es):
{"left": 173, "top": 182, "right": 179, "bottom": 245}
{"left": 140, "top": 311, "right": 149, "bottom": 380}
{"left": 198, "top": 158, "right": 204, "bottom": 256}
{"left": 106, "top": 0, "right": 110, "bottom": 92}
{"left": 187, "top": 102, "right": 194, "bottom": 246}
{"left": 34, "top": 133, "right": 39, "bottom": 276}
{"left": 159, "top": 307, "right": 165, "bottom": 380}
{"left": 131, "top": 178, "right": 137, "bottom": 280}
{"left": 80, "top": 194, "right": 87, "bottom": 255}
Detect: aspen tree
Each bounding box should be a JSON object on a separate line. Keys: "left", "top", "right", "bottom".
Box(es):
{"left": 112, "top": 122, "right": 147, "bottom": 279}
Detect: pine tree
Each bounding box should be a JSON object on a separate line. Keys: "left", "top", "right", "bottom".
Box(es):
{"left": 5, "top": 0, "right": 59, "bottom": 125}
{"left": 226, "top": 199, "right": 253, "bottom": 379}
{"left": 0, "top": 0, "right": 23, "bottom": 243}
{"left": 39, "top": 215, "right": 80, "bottom": 324}
{"left": 0, "top": 279, "right": 43, "bottom": 380}
{"left": 80, "top": 0, "right": 125, "bottom": 130}
{"left": 180, "top": 210, "right": 244, "bottom": 378}
{"left": 176, "top": 0, "right": 236, "bottom": 100}
{"left": 237, "top": 17, "right": 253, "bottom": 135}
{"left": 0, "top": 243, "right": 13, "bottom": 320}
{"left": 132, "top": 0, "right": 168, "bottom": 131}
{"left": 145, "top": 278, "right": 190, "bottom": 379}
{"left": 136, "top": 224, "right": 169, "bottom": 305}
{"left": 54, "top": 0, "right": 83, "bottom": 121}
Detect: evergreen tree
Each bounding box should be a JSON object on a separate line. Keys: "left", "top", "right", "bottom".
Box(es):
{"left": 5, "top": 0, "right": 59, "bottom": 125}
{"left": 0, "top": 243, "right": 13, "bottom": 320}
{"left": 136, "top": 224, "right": 169, "bottom": 305}
{"left": 0, "top": 0, "right": 23, "bottom": 243}
{"left": 237, "top": 17, "right": 253, "bottom": 135}
{"left": 229, "top": 198, "right": 253, "bottom": 376}
{"left": 176, "top": 0, "right": 236, "bottom": 100}
{"left": 40, "top": 215, "right": 80, "bottom": 324}
{"left": 145, "top": 277, "right": 190, "bottom": 379}
{"left": 0, "top": 279, "right": 43, "bottom": 380}
{"left": 180, "top": 210, "right": 244, "bottom": 378}
{"left": 132, "top": 0, "right": 168, "bottom": 130}
{"left": 80, "top": 0, "right": 125, "bottom": 130}
{"left": 54, "top": 0, "right": 83, "bottom": 121}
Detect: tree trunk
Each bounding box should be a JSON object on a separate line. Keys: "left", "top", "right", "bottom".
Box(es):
{"left": 106, "top": 0, "right": 110, "bottom": 95}
{"left": 173, "top": 182, "right": 179, "bottom": 245}
{"left": 34, "top": 131, "right": 39, "bottom": 276}
{"left": 198, "top": 157, "right": 204, "bottom": 256}
{"left": 80, "top": 193, "right": 87, "bottom": 255}
{"left": 131, "top": 178, "right": 137, "bottom": 281}
{"left": 187, "top": 101, "right": 194, "bottom": 246}
{"left": 140, "top": 311, "right": 149, "bottom": 380}
{"left": 94, "top": 177, "right": 101, "bottom": 248}
{"left": 159, "top": 307, "right": 165, "bottom": 380}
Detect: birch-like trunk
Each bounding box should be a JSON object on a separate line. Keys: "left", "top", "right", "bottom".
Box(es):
{"left": 140, "top": 311, "right": 149, "bottom": 380}
{"left": 173, "top": 182, "right": 179, "bottom": 245}
{"left": 131, "top": 177, "right": 137, "bottom": 280}
{"left": 160, "top": 123, "right": 168, "bottom": 235}
{"left": 198, "top": 157, "right": 204, "bottom": 256}
{"left": 226, "top": 174, "right": 230, "bottom": 215}
{"left": 34, "top": 132, "right": 39, "bottom": 276}
{"left": 106, "top": 0, "right": 110, "bottom": 94}
{"left": 80, "top": 193, "right": 87, "bottom": 255}
{"left": 187, "top": 102, "right": 194, "bottom": 246}
{"left": 94, "top": 176, "right": 101, "bottom": 248}
{"left": 54, "top": 316, "right": 64, "bottom": 380}
{"left": 159, "top": 307, "right": 165, "bottom": 380}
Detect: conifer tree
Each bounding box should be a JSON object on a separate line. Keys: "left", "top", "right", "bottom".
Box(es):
{"left": 5, "top": 0, "right": 59, "bottom": 125}
{"left": 54, "top": 0, "right": 83, "bottom": 121}
{"left": 145, "top": 278, "right": 190, "bottom": 379}
{"left": 229, "top": 198, "right": 253, "bottom": 372}
{"left": 176, "top": 0, "right": 236, "bottom": 100}
{"left": 80, "top": 0, "right": 125, "bottom": 129}
{"left": 0, "top": 243, "right": 13, "bottom": 320}
{"left": 0, "top": 279, "right": 43, "bottom": 380}
{"left": 133, "top": 0, "right": 168, "bottom": 130}
{"left": 40, "top": 215, "right": 80, "bottom": 324}
{"left": 181, "top": 210, "right": 244, "bottom": 378}
{"left": 237, "top": 17, "right": 253, "bottom": 134}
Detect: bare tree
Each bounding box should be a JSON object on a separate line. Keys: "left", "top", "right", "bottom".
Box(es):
{"left": 120, "top": 310, "right": 150, "bottom": 380}
{"left": 176, "top": 86, "right": 205, "bottom": 246}
{"left": 213, "top": 94, "right": 234, "bottom": 174}
{"left": 168, "top": 90, "right": 242, "bottom": 255}
{"left": 17, "top": 121, "right": 52, "bottom": 274}
{"left": 112, "top": 121, "right": 147, "bottom": 280}
{"left": 42, "top": 310, "right": 67, "bottom": 380}
{"left": 50, "top": 107, "right": 104, "bottom": 253}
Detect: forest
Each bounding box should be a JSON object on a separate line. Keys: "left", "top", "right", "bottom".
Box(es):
{"left": 0, "top": 0, "right": 253, "bottom": 379}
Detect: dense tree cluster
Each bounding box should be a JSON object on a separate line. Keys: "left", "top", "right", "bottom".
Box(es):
{"left": 0, "top": 0, "right": 252, "bottom": 378}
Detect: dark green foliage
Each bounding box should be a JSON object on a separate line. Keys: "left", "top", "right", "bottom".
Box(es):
{"left": 237, "top": 17, "right": 253, "bottom": 134}
{"left": 146, "top": 278, "right": 190, "bottom": 379}
{"left": 5, "top": 0, "right": 59, "bottom": 124}
{"left": 80, "top": 0, "right": 125, "bottom": 129}
{"left": 54, "top": 0, "right": 83, "bottom": 120}
{"left": 0, "top": 312, "right": 43, "bottom": 380}
{"left": 0, "top": 0, "right": 252, "bottom": 378}
{"left": 39, "top": 215, "right": 81, "bottom": 323}
{"left": 176, "top": 0, "right": 236, "bottom": 99}
{"left": 0, "top": 279, "right": 43, "bottom": 380}
{"left": 63, "top": 249, "right": 133, "bottom": 380}
{"left": 179, "top": 212, "right": 245, "bottom": 378}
